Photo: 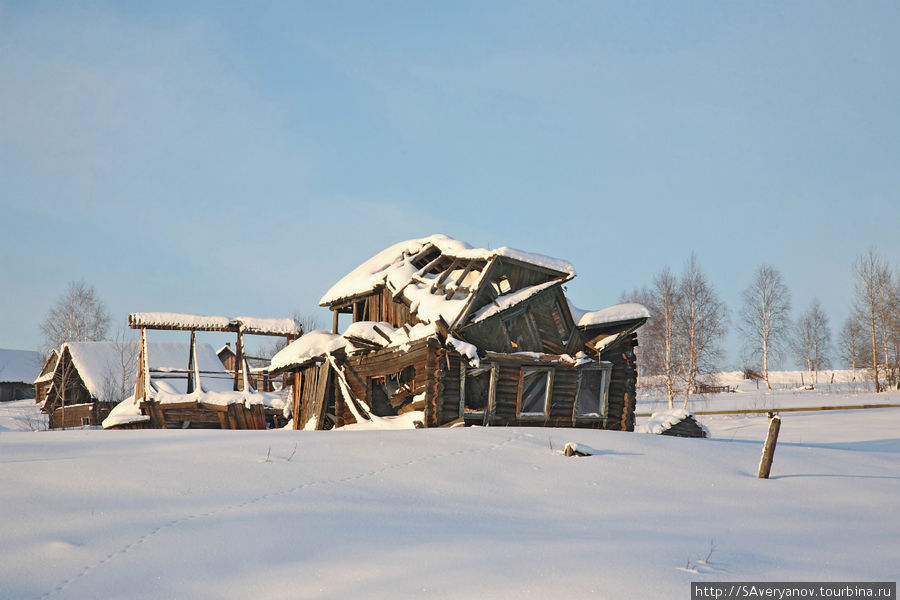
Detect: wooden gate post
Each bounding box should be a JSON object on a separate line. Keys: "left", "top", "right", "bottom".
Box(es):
{"left": 757, "top": 412, "right": 781, "bottom": 479}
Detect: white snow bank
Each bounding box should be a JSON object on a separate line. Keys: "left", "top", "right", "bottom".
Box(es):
{"left": 0, "top": 348, "right": 42, "bottom": 383}
{"left": 3, "top": 408, "right": 899, "bottom": 598}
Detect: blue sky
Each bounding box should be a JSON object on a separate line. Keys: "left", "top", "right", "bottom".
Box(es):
{"left": 2, "top": 1, "right": 898, "bottom": 367}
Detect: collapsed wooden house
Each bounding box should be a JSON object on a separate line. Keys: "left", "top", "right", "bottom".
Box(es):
{"left": 103, "top": 313, "right": 299, "bottom": 430}
{"left": 38, "top": 341, "right": 227, "bottom": 429}
{"left": 269, "top": 235, "right": 649, "bottom": 431}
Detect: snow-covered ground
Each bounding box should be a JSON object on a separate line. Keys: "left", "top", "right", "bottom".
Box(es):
{"left": 638, "top": 369, "right": 898, "bottom": 414}
{"left": 2, "top": 385, "right": 899, "bottom": 599}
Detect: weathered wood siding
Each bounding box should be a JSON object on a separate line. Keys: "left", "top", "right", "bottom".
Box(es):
{"left": 599, "top": 333, "right": 639, "bottom": 432}
{"left": 48, "top": 401, "right": 114, "bottom": 428}
{"left": 459, "top": 286, "right": 572, "bottom": 356}
{"left": 140, "top": 400, "right": 268, "bottom": 430}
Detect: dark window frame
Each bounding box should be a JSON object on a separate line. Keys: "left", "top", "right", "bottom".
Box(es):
{"left": 516, "top": 366, "right": 553, "bottom": 420}
{"left": 574, "top": 361, "right": 612, "bottom": 420}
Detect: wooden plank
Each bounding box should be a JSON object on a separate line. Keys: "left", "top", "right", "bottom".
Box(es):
{"left": 434, "top": 258, "right": 461, "bottom": 287}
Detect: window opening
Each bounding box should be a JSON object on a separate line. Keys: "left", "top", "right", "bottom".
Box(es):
{"left": 463, "top": 367, "right": 491, "bottom": 415}
{"left": 575, "top": 362, "right": 612, "bottom": 418}
{"left": 491, "top": 275, "right": 512, "bottom": 296}
{"left": 369, "top": 366, "right": 417, "bottom": 417}
{"left": 503, "top": 309, "right": 541, "bottom": 352}
{"left": 518, "top": 367, "right": 551, "bottom": 417}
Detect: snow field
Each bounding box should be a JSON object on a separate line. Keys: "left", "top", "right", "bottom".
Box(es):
{"left": 2, "top": 394, "right": 899, "bottom": 598}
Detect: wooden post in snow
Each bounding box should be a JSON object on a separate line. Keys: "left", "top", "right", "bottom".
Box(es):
{"left": 186, "top": 330, "right": 196, "bottom": 394}
{"left": 234, "top": 329, "right": 244, "bottom": 391}
{"left": 757, "top": 412, "right": 781, "bottom": 479}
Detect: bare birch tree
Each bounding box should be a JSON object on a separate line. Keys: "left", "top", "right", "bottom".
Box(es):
{"left": 739, "top": 265, "right": 792, "bottom": 390}
{"left": 839, "top": 314, "right": 865, "bottom": 381}
{"left": 623, "top": 269, "right": 682, "bottom": 406}
{"left": 676, "top": 254, "right": 728, "bottom": 408}
{"left": 40, "top": 281, "right": 110, "bottom": 352}
{"left": 791, "top": 299, "right": 831, "bottom": 384}
{"left": 620, "top": 285, "right": 656, "bottom": 381}
{"left": 853, "top": 249, "right": 890, "bottom": 392}
{"left": 654, "top": 267, "right": 683, "bottom": 408}
{"left": 100, "top": 330, "right": 138, "bottom": 404}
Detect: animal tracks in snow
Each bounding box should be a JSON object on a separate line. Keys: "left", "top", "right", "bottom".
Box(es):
{"left": 39, "top": 432, "right": 525, "bottom": 599}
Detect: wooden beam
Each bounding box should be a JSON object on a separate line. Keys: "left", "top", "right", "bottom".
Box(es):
{"left": 234, "top": 330, "right": 243, "bottom": 391}
{"left": 434, "top": 258, "right": 461, "bottom": 288}
{"left": 186, "top": 331, "right": 196, "bottom": 394}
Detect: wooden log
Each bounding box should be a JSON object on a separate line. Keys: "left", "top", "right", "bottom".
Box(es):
{"left": 757, "top": 414, "right": 781, "bottom": 479}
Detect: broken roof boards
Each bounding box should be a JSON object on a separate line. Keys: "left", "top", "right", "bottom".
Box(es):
{"left": 320, "top": 234, "right": 577, "bottom": 331}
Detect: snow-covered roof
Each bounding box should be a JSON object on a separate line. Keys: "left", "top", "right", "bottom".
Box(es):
{"left": 102, "top": 388, "right": 288, "bottom": 429}
{"left": 129, "top": 313, "right": 301, "bottom": 336}
{"left": 60, "top": 341, "right": 229, "bottom": 402}
{"left": 269, "top": 322, "right": 442, "bottom": 372}
{"left": 567, "top": 301, "right": 650, "bottom": 328}
{"left": 268, "top": 331, "right": 350, "bottom": 372}
{"left": 636, "top": 409, "right": 710, "bottom": 437}
{"left": 0, "top": 348, "right": 43, "bottom": 384}
{"left": 320, "top": 234, "right": 575, "bottom": 328}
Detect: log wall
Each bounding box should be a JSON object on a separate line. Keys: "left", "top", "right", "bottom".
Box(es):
{"left": 598, "top": 333, "right": 639, "bottom": 432}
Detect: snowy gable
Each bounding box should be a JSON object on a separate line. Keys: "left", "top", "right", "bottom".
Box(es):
{"left": 0, "top": 348, "right": 42, "bottom": 384}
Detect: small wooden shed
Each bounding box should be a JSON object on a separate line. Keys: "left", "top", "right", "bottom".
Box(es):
{"left": 103, "top": 313, "right": 300, "bottom": 430}
{"left": 0, "top": 348, "right": 41, "bottom": 402}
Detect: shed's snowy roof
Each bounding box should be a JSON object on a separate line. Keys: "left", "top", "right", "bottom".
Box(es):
{"left": 129, "top": 313, "right": 301, "bottom": 336}
{"left": 61, "top": 341, "right": 228, "bottom": 401}
{"left": 568, "top": 302, "right": 650, "bottom": 328}
{"left": 319, "top": 234, "right": 575, "bottom": 308}
{"left": 101, "top": 388, "right": 288, "bottom": 428}
{"left": 636, "top": 409, "right": 710, "bottom": 437}
{"left": 0, "top": 348, "right": 43, "bottom": 384}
